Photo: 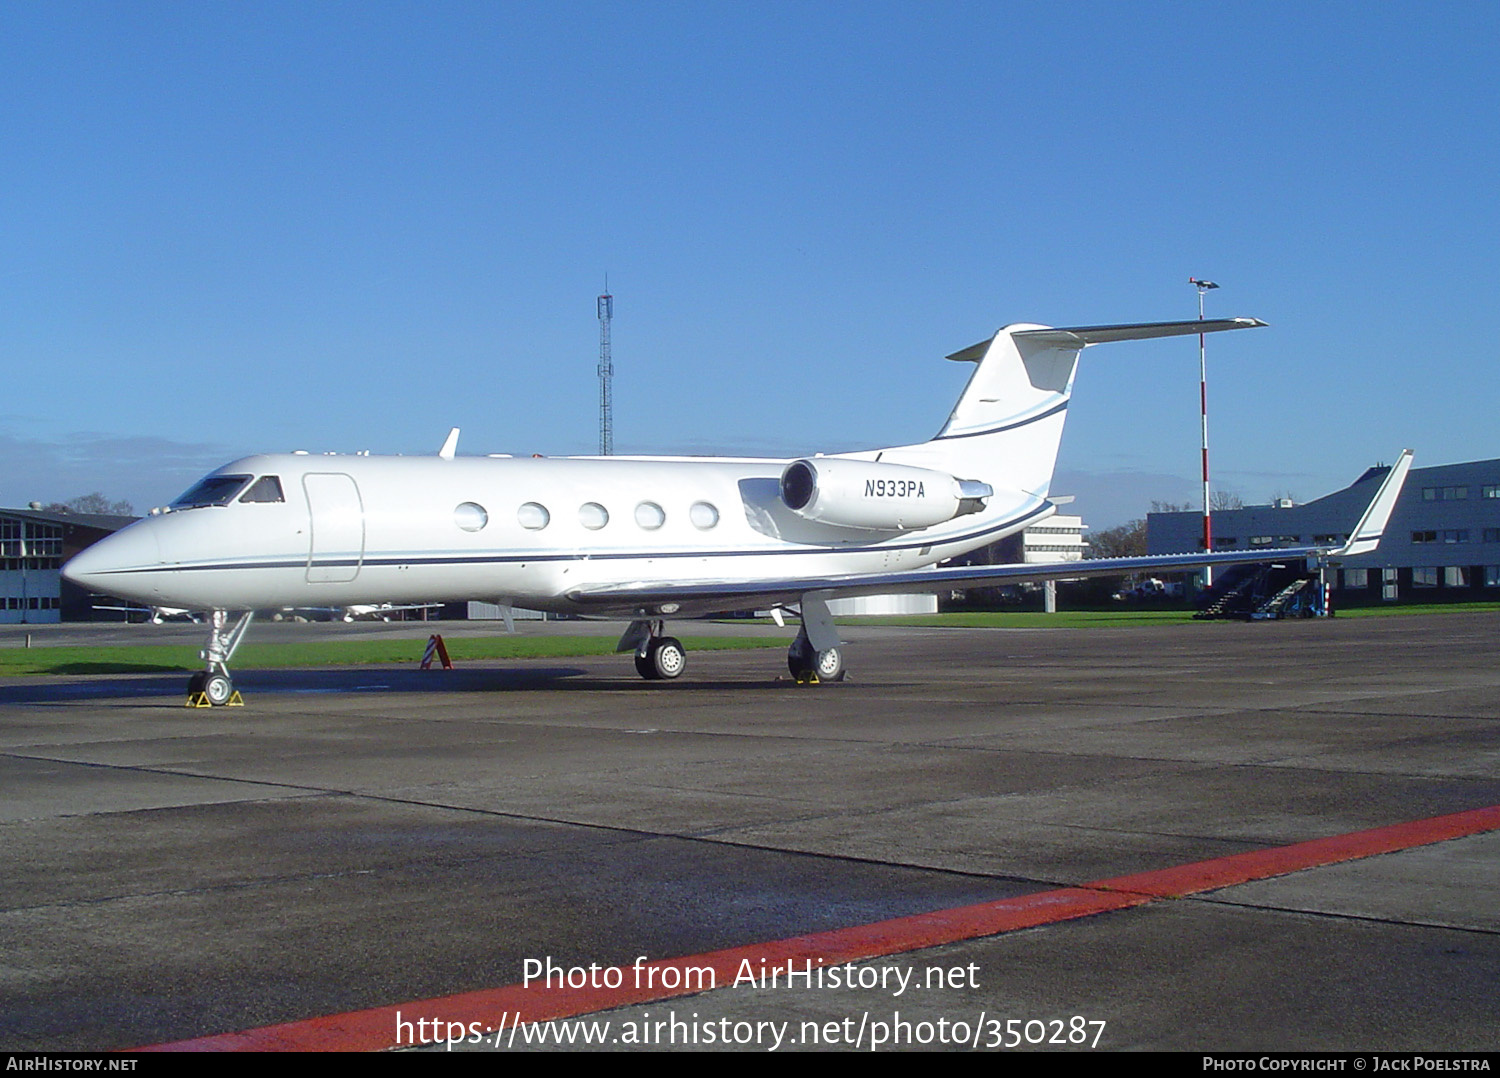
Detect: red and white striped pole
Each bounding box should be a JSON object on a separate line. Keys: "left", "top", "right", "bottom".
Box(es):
{"left": 1190, "top": 278, "right": 1219, "bottom": 586}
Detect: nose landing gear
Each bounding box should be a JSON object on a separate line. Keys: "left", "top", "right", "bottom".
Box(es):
{"left": 186, "top": 610, "right": 253, "bottom": 707}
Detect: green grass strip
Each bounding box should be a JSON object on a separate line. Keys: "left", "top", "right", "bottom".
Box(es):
{"left": 5, "top": 603, "right": 1496, "bottom": 676}
{"left": 1329, "top": 601, "right": 1500, "bottom": 617}
{"left": 0, "top": 635, "right": 783, "bottom": 677}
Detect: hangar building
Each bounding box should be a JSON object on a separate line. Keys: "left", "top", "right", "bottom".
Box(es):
{"left": 1, "top": 508, "right": 138, "bottom": 623}
{"left": 1147, "top": 458, "right": 1500, "bottom": 603}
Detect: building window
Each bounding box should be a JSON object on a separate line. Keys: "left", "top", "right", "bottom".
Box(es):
{"left": 1484, "top": 485, "right": 1500, "bottom": 499}
{"left": 1343, "top": 568, "right": 1368, "bottom": 589}
{"left": 1418, "top": 529, "right": 1472, "bottom": 543}
{"left": 1484, "top": 567, "right": 1500, "bottom": 587}
{"left": 3, "top": 557, "right": 58, "bottom": 571}
{"left": 1444, "top": 566, "right": 1470, "bottom": 588}
{"left": 1423, "top": 486, "right": 1469, "bottom": 501}
{"left": 1249, "top": 536, "right": 1273, "bottom": 547}
{"left": 1412, "top": 567, "right": 1438, "bottom": 587}
{"left": 1485, "top": 528, "right": 1500, "bottom": 543}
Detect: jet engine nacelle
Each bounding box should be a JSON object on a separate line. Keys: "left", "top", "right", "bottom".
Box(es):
{"left": 779, "top": 458, "right": 992, "bottom": 532}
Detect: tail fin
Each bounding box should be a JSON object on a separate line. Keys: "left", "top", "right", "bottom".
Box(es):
{"left": 937, "top": 323, "right": 1077, "bottom": 441}
{"left": 882, "top": 317, "right": 1266, "bottom": 498}
{"left": 925, "top": 322, "right": 1080, "bottom": 498}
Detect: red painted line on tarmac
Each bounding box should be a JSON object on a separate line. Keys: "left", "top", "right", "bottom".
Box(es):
{"left": 138, "top": 804, "right": 1500, "bottom": 1052}
{"left": 1088, "top": 804, "right": 1500, "bottom": 898}
{"left": 146, "top": 887, "right": 1144, "bottom": 1053}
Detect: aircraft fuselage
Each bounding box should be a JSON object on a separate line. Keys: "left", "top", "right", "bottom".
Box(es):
{"left": 66, "top": 451, "right": 1049, "bottom": 618}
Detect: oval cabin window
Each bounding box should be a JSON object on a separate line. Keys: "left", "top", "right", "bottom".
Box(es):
{"left": 635, "top": 502, "right": 666, "bottom": 530}
{"left": 690, "top": 501, "right": 720, "bottom": 530}
{"left": 454, "top": 502, "right": 488, "bottom": 532}
{"left": 579, "top": 502, "right": 609, "bottom": 530}
{"left": 518, "top": 502, "right": 550, "bottom": 530}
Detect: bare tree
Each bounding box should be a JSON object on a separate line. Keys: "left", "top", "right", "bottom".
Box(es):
{"left": 42, "top": 493, "right": 134, "bottom": 516}
{"left": 1089, "top": 519, "right": 1147, "bottom": 559}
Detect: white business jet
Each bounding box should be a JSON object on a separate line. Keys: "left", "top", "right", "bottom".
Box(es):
{"left": 62, "top": 317, "right": 1412, "bottom": 704}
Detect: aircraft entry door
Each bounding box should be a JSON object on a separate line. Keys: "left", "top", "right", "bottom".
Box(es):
{"left": 303, "top": 473, "right": 365, "bottom": 583}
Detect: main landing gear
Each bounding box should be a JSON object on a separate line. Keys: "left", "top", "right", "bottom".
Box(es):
{"left": 618, "top": 619, "right": 686, "bottom": 680}
{"left": 636, "top": 636, "right": 687, "bottom": 680}
{"left": 187, "top": 609, "right": 253, "bottom": 706}
{"left": 617, "top": 593, "right": 848, "bottom": 684}
{"left": 784, "top": 593, "right": 845, "bottom": 684}
{"left": 787, "top": 626, "right": 845, "bottom": 683}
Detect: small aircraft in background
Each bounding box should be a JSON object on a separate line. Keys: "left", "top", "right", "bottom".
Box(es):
{"left": 268, "top": 602, "right": 443, "bottom": 623}
{"left": 338, "top": 602, "right": 442, "bottom": 622}
{"left": 91, "top": 603, "right": 202, "bottom": 625}
{"left": 64, "top": 316, "right": 1412, "bottom": 704}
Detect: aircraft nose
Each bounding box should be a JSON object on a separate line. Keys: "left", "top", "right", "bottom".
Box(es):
{"left": 62, "top": 522, "right": 163, "bottom": 600}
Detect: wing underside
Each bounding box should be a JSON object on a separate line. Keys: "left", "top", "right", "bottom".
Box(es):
{"left": 566, "top": 545, "right": 1331, "bottom": 616}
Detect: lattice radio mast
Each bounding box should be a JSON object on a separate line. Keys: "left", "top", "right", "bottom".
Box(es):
{"left": 597, "top": 282, "right": 614, "bottom": 455}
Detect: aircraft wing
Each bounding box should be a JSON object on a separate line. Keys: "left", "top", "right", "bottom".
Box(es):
{"left": 568, "top": 546, "right": 1349, "bottom": 615}
{"left": 566, "top": 450, "right": 1413, "bottom": 615}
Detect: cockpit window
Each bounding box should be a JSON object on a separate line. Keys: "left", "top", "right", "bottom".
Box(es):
{"left": 239, "top": 475, "right": 285, "bottom": 503}
{"left": 170, "top": 474, "right": 252, "bottom": 509}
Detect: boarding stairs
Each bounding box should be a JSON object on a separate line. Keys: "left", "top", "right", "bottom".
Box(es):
{"left": 1194, "top": 567, "right": 1265, "bottom": 619}
{"left": 1253, "top": 577, "right": 1319, "bottom": 619}
{"left": 1195, "top": 564, "right": 1325, "bottom": 620}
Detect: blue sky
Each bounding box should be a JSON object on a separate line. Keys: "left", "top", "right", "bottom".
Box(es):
{"left": 4, "top": 2, "right": 1497, "bottom": 526}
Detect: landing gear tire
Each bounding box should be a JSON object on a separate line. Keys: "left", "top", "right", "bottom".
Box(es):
{"left": 187, "top": 671, "right": 207, "bottom": 696}
{"left": 204, "top": 672, "right": 234, "bottom": 706}
{"left": 788, "top": 638, "right": 845, "bottom": 682}
{"left": 813, "top": 646, "right": 845, "bottom": 682}
{"left": 636, "top": 637, "right": 686, "bottom": 680}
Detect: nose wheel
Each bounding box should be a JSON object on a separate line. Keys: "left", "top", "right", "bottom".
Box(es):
{"left": 203, "top": 671, "right": 236, "bottom": 706}
{"left": 187, "top": 667, "right": 242, "bottom": 707}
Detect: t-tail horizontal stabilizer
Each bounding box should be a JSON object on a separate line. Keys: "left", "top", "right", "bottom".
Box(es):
{"left": 942, "top": 318, "right": 1269, "bottom": 363}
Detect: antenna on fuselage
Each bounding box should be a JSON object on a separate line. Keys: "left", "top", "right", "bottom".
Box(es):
{"left": 438, "top": 427, "right": 460, "bottom": 460}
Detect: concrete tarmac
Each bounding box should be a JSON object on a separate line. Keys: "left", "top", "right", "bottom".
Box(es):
{"left": 0, "top": 613, "right": 1497, "bottom": 1052}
